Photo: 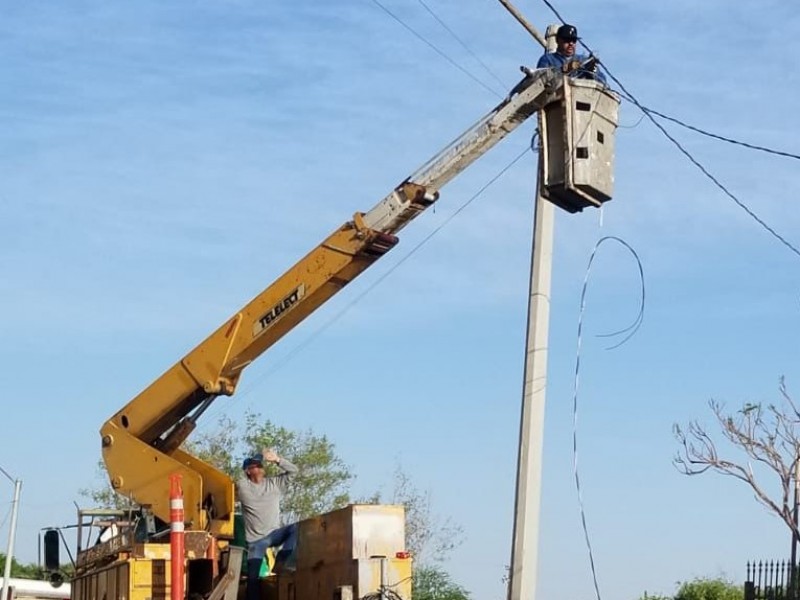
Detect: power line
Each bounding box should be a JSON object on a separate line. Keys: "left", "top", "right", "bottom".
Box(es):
{"left": 0, "top": 504, "right": 11, "bottom": 531}
{"left": 538, "top": 0, "right": 568, "bottom": 30}
{"left": 533, "top": 0, "right": 800, "bottom": 260}
{"left": 607, "top": 71, "right": 800, "bottom": 260}
{"left": 621, "top": 100, "right": 800, "bottom": 161}
{"left": 216, "top": 146, "right": 534, "bottom": 422}
{"left": 367, "top": 0, "right": 503, "bottom": 97}
{"left": 196, "top": 145, "right": 535, "bottom": 432}
{"left": 537, "top": 0, "right": 799, "bottom": 161}
{"left": 415, "top": 0, "right": 509, "bottom": 91}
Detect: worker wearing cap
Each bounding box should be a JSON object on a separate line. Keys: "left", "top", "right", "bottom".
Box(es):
{"left": 237, "top": 448, "right": 299, "bottom": 600}
{"left": 536, "top": 24, "right": 606, "bottom": 83}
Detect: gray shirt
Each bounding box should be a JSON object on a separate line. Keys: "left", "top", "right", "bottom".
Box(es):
{"left": 236, "top": 457, "right": 299, "bottom": 543}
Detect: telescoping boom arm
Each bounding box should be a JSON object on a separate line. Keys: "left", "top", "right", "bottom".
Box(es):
{"left": 100, "top": 68, "right": 565, "bottom": 535}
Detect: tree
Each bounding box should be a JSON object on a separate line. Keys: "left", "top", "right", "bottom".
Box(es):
{"left": 376, "top": 465, "right": 464, "bottom": 564}
{"left": 83, "top": 412, "right": 354, "bottom": 523}
{"left": 79, "top": 463, "right": 134, "bottom": 509}
{"left": 638, "top": 577, "right": 743, "bottom": 600}
{"left": 673, "top": 378, "right": 800, "bottom": 541}
{"left": 412, "top": 564, "right": 471, "bottom": 600}
{"left": 188, "top": 413, "right": 353, "bottom": 522}
{"left": 367, "top": 466, "right": 470, "bottom": 600}
{"left": 0, "top": 553, "right": 45, "bottom": 579}
{"left": 81, "top": 415, "right": 472, "bottom": 594}
{"left": 673, "top": 578, "right": 743, "bottom": 600}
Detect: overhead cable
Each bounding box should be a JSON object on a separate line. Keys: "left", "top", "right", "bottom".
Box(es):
{"left": 538, "top": 0, "right": 798, "bottom": 157}
{"left": 535, "top": 0, "right": 800, "bottom": 260}
{"left": 368, "top": 0, "right": 503, "bottom": 97}
{"left": 245, "top": 146, "right": 531, "bottom": 382}
{"left": 415, "top": 0, "right": 509, "bottom": 91}
{"left": 607, "top": 69, "right": 800, "bottom": 260}
{"left": 197, "top": 145, "right": 534, "bottom": 430}
{"left": 626, "top": 102, "right": 800, "bottom": 161}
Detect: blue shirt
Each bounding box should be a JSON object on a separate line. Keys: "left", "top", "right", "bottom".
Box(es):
{"left": 536, "top": 51, "right": 607, "bottom": 84}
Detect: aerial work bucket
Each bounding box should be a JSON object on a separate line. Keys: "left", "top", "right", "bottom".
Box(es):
{"left": 539, "top": 77, "right": 621, "bottom": 213}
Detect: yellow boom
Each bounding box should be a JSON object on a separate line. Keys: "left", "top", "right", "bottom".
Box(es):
{"left": 100, "top": 67, "right": 568, "bottom": 537}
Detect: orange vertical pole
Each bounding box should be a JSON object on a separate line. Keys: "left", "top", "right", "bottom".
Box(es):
{"left": 206, "top": 535, "right": 218, "bottom": 578}
{"left": 170, "top": 474, "right": 185, "bottom": 600}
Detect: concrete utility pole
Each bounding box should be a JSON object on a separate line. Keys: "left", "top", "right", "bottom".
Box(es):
{"left": 494, "top": 2, "right": 596, "bottom": 598}
{"left": 0, "top": 465, "right": 22, "bottom": 600}
{"left": 493, "top": 2, "right": 556, "bottom": 598}
{"left": 508, "top": 168, "right": 554, "bottom": 600}
{"left": 791, "top": 451, "right": 800, "bottom": 599}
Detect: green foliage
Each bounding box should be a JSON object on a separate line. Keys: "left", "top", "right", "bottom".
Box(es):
{"left": 185, "top": 414, "right": 241, "bottom": 478}
{"left": 412, "top": 564, "right": 471, "bottom": 600}
{"left": 674, "top": 578, "right": 743, "bottom": 600}
{"left": 638, "top": 577, "right": 743, "bottom": 600}
{"left": 242, "top": 414, "right": 353, "bottom": 521}
{"left": 79, "top": 414, "right": 470, "bottom": 591}
{"left": 82, "top": 412, "right": 354, "bottom": 522}
{"left": 188, "top": 412, "right": 353, "bottom": 522}
{"left": 79, "top": 462, "right": 132, "bottom": 509}
{"left": 0, "top": 553, "right": 45, "bottom": 579}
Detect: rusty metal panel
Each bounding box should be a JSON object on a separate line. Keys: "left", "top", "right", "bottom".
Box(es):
{"left": 119, "top": 562, "right": 130, "bottom": 600}
{"left": 288, "top": 556, "right": 412, "bottom": 600}
{"left": 76, "top": 530, "right": 134, "bottom": 567}
{"left": 134, "top": 542, "right": 172, "bottom": 560}
{"left": 291, "top": 562, "right": 352, "bottom": 600}
{"left": 185, "top": 531, "right": 213, "bottom": 559}
{"left": 297, "top": 505, "right": 405, "bottom": 569}
{"left": 72, "top": 576, "right": 82, "bottom": 600}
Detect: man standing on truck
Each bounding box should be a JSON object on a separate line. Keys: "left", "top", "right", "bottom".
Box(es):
{"left": 237, "top": 448, "right": 299, "bottom": 600}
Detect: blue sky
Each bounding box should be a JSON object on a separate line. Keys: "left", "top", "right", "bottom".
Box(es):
{"left": 1, "top": 1, "right": 799, "bottom": 599}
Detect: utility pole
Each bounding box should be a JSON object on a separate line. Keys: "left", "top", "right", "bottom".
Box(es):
{"left": 495, "top": 4, "right": 620, "bottom": 598}
{"left": 0, "top": 466, "right": 22, "bottom": 600}
{"left": 791, "top": 451, "right": 800, "bottom": 600}
{"left": 508, "top": 164, "right": 554, "bottom": 600}
{"left": 493, "top": 2, "right": 555, "bottom": 598}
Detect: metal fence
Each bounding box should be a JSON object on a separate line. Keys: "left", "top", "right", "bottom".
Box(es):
{"left": 745, "top": 560, "right": 798, "bottom": 600}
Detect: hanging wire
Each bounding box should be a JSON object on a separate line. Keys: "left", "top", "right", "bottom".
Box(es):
{"left": 616, "top": 112, "right": 645, "bottom": 129}
{"left": 593, "top": 246, "right": 645, "bottom": 350}
{"left": 572, "top": 236, "right": 646, "bottom": 600}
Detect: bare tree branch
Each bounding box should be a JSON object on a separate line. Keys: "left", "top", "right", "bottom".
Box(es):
{"left": 673, "top": 379, "right": 800, "bottom": 542}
